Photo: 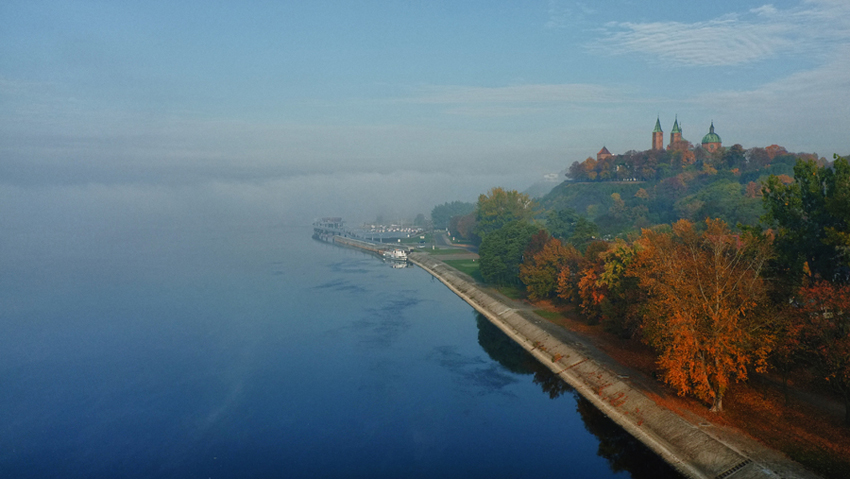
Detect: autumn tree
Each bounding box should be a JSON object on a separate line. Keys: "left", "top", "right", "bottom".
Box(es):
{"left": 519, "top": 237, "right": 578, "bottom": 301}
{"left": 793, "top": 280, "right": 850, "bottom": 426}
{"left": 474, "top": 187, "right": 538, "bottom": 241}
{"left": 629, "top": 219, "right": 774, "bottom": 412}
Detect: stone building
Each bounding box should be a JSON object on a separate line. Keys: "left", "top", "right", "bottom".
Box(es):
{"left": 652, "top": 118, "right": 664, "bottom": 150}
{"left": 701, "top": 122, "right": 722, "bottom": 153}
{"left": 597, "top": 146, "right": 612, "bottom": 161}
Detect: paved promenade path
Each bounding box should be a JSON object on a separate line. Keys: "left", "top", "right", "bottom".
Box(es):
{"left": 409, "top": 252, "right": 822, "bottom": 479}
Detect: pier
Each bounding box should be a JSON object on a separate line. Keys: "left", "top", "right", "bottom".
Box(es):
{"left": 313, "top": 217, "right": 412, "bottom": 258}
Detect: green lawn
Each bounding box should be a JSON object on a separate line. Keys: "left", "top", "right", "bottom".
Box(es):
{"left": 399, "top": 233, "right": 432, "bottom": 244}
{"left": 442, "top": 259, "right": 484, "bottom": 282}
{"left": 497, "top": 285, "right": 525, "bottom": 300}
{"left": 533, "top": 309, "right": 563, "bottom": 321}
{"left": 425, "top": 248, "right": 470, "bottom": 255}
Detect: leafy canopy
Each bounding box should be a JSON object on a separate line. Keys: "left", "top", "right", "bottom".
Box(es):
{"left": 762, "top": 155, "right": 850, "bottom": 286}
{"left": 474, "top": 187, "right": 538, "bottom": 239}
{"left": 629, "top": 219, "right": 773, "bottom": 412}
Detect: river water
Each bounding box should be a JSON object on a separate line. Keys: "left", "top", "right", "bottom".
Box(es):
{"left": 0, "top": 218, "right": 680, "bottom": 478}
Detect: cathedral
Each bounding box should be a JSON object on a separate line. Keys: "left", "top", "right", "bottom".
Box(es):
{"left": 651, "top": 117, "right": 722, "bottom": 153}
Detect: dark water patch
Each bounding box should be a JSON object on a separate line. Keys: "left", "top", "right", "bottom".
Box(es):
{"left": 576, "top": 396, "right": 683, "bottom": 478}
{"left": 476, "top": 313, "right": 573, "bottom": 398}
{"left": 349, "top": 296, "right": 422, "bottom": 348}
{"left": 429, "top": 345, "right": 520, "bottom": 396}
{"left": 327, "top": 259, "right": 372, "bottom": 274}
{"left": 313, "top": 278, "right": 369, "bottom": 294}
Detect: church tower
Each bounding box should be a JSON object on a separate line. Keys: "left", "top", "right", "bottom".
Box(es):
{"left": 669, "top": 116, "right": 682, "bottom": 147}
{"left": 652, "top": 117, "right": 663, "bottom": 150}
{"left": 701, "top": 122, "right": 722, "bottom": 153}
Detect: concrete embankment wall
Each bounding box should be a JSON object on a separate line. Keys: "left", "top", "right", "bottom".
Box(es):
{"left": 408, "top": 253, "right": 820, "bottom": 479}
{"left": 332, "top": 236, "right": 392, "bottom": 255}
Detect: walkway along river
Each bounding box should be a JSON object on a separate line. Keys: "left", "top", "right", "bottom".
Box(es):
{"left": 407, "top": 252, "right": 821, "bottom": 479}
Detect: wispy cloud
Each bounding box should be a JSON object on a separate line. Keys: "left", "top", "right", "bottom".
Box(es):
{"left": 696, "top": 45, "right": 850, "bottom": 114}
{"left": 405, "top": 83, "right": 622, "bottom": 105}
{"left": 545, "top": 0, "right": 594, "bottom": 29}
{"left": 592, "top": 0, "right": 850, "bottom": 66}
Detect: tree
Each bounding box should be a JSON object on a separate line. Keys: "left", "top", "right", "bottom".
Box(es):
{"left": 431, "top": 201, "right": 475, "bottom": 230}
{"left": 520, "top": 237, "right": 574, "bottom": 301}
{"left": 569, "top": 217, "right": 600, "bottom": 251}
{"left": 597, "top": 240, "right": 645, "bottom": 338}
{"left": 762, "top": 155, "right": 850, "bottom": 290}
{"left": 793, "top": 280, "right": 850, "bottom": 426}
{"left": 629, "top": 219, "right": 774, "bottom": 412}
{"left": 478, "top": 221, "right": 540, "bottom": 286}
{"left": 450, "top": 212, "right": 478, "bottom": 243}
{"left": 474, "top": 187, "right": 538, "bottom": 240}
{"left": 546, "top": 208, "right": 580, "bottom": 240}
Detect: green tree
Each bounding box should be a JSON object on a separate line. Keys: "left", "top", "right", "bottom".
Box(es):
{"left": 431, "top": 201, "right": 475, "bottom": 230}
{"left": 474, "top": 187, "right": 538, "bottom": 240}
{"left": 569, "top": 217, "right": 599, "bottom": 252}
{"left": 762, "top": 155, "right": 850, "bottom": 290}
{"left": 478, "top": 221, "right": 539, "bottom": 286}
{"left": 546, "top": 208, "right": 580, "bottom": 240}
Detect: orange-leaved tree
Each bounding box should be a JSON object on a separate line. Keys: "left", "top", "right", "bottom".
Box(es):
{"left": 794, "top": 280, "right": 850, "bottom": 426}
{"left": 519, "top": 237, "right": 578, "bottom": 301}
{"left": 629, "top": 219, "right": 774, "bottom": 412}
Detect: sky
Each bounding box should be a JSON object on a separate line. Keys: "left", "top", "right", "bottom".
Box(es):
{"left": 2, "top": 0, "right": 849, "bottom": 223}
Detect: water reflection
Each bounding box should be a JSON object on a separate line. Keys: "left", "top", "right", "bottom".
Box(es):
{"left": 475, "top": 313, "right": 682, "bottom": 479}
{"left": 475, "top": 314, "right": 573, "bottom": 399}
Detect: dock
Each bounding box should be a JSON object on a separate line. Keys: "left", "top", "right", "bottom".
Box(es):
{"left": 313, "top": 217, "right": 411, "bottom": 258}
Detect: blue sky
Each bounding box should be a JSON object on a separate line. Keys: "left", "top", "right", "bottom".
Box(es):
{"left": 1, "top": 1, "right": 849, "bottom": 219}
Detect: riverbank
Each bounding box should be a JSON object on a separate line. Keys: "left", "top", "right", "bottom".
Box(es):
{"left": 408, "top": 252, "right": 821, "bottom": 479}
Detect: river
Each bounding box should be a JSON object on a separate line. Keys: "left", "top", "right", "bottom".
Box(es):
{"left": 0, "top": 218, "right": 680, "bottom": 478}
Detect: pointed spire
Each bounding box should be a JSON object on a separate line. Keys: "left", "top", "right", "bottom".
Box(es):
{"left": 653, "top": 117, "right": 663, "bottom": 133}
{"left": 672, "top": 115, "right": 682, "bottom": 134}
{"left": 709, "top": 121, "right": 715, "bottom": 134}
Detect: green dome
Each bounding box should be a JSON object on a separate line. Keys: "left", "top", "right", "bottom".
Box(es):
{"left": 701, "top": 122, "right": 721, "bottom": 144}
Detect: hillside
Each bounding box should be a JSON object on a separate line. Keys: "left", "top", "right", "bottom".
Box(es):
{"left": 539, "top": 146, "right": 806, "bottom": 236}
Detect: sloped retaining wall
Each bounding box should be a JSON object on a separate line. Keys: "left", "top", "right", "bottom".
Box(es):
{"left": 409, "top": 253, "right": 820, "bottom": 479}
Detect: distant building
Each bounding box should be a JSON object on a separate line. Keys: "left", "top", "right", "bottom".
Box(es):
{"left": 597, "top": 146, "right": 612, "bottom": 161}
{"left": 652, "top": 118, "right": 664, "bottom": 150}
{"left": 669, "top": 116, "right": 682, "bottom": 148}
{"left": 701, "top": 122, "right": 722, "bottom": 153}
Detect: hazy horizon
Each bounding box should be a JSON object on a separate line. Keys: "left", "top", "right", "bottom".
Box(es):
{"left": 3, "top": 1, "right": 849, "bottom": 225}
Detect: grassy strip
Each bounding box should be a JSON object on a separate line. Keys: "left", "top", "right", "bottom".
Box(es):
{"left": 533, "top": 309, "right": 563, "bottom": 321}
{"left": 398, "top": 233, "right": 431, "bottom": 244}
{"left": 425, "top": 248, "right": 470, "bottom": 255}
{"left": 442, "top": 259, "right": 485, "bottom": 283}
{"left": 497, "top": 285, "right": 525, "bottom": 300}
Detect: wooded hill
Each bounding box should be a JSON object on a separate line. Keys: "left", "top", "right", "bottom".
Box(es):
{"left": 540, "top": 144, "right": 823, "bottom": 238}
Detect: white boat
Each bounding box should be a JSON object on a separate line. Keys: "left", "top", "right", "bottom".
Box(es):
{"left": 382, "top": 248, "right": 408, "bottom": 261}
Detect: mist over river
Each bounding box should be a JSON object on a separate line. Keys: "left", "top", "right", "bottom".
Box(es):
{"left": 0, "top": 182, "right": 679, "bottom": 478}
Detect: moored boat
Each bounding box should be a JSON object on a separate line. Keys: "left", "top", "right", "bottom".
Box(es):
{"left": 382, "top": 248, "right": 408, "bottom": 261}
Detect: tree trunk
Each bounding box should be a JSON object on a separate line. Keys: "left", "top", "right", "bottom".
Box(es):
{"left": 845, "top": 393, "right": 850, "bottom": 428}
{"left": 710, "top": 393, "right": 723, "bottom": 413}
{"left": 781, "top": 366, "right": 790, "bottom": 406}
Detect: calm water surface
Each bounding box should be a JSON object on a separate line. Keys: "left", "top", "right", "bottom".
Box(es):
{"left": 0, "top": 222, "right": 680, "bottom": 478}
